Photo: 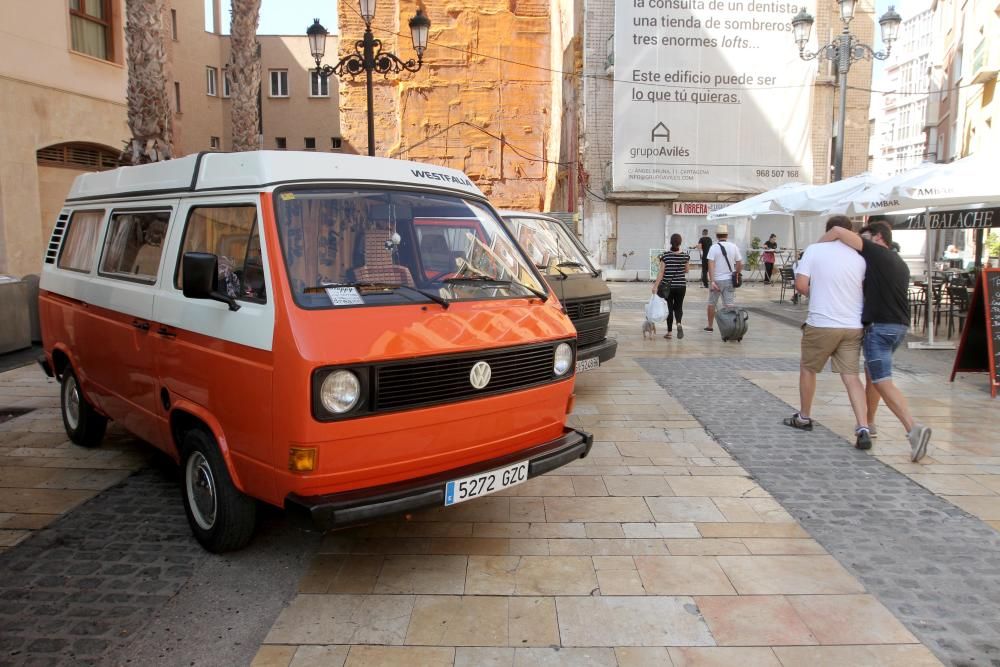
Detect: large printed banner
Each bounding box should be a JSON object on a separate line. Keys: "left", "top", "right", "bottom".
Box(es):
{"left": 613, "top": 0, "right": 816, "bottom": 193}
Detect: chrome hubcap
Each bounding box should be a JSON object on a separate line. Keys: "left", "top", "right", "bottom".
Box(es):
{"left": 186, "top": 452, "right": 217, "bottom": 530}
{"left": 64, "top": 376, "right": 80, "bottom": 431}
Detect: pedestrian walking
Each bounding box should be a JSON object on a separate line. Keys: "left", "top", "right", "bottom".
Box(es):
{"left": 695, "top": 229, "right": 713, "bottom": 288}
{"left": 762, "top": 233, "right": 778, "bottom": 284}
{"left": 819, "top": 219, "right": 932, "bottom": 462}
{"left": 704, "top": 225, "right": 742, "bottom": 332}
{"left": 782, "top": 216, "right": 872, "bottom": 449}
{"left": 652, "top": 233, "right": 690, "bottom": 339}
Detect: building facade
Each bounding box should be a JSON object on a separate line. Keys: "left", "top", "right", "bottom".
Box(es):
{"left": 577, "top": 0, "right": 877, "bottom": 274}
{"left": 869, "top": 1, "right": 933, "bottom": 177}
{"left": 0, "top": 0, "right": 344, "bottom": 282}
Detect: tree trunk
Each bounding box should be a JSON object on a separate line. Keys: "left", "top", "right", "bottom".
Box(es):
{"left": 230, "top": 0, "right": 262, "bottom": 152}
{"left": 124, "top": 0, "right": 172, "bottom": 164}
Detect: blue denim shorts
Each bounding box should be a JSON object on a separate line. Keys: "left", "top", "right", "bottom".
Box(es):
{"left": 863, "top": 323, "right": 909, "bottom": 383}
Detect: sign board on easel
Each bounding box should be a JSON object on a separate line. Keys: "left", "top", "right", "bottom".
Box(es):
{"left": 950, "top": 268, "right": 1000, "bottom": 397}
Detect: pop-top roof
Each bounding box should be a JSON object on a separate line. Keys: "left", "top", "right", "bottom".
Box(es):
{"left": 66, "top": 151, "right": 484, "bottom": 201}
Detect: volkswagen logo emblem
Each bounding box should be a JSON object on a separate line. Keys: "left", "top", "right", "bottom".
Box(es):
{"left": 469, "top": 361, "right": 492, "bottom": 389}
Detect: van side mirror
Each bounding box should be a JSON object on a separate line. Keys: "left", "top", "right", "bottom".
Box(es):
{"left": 182, "top": 252, "right": 241, "bottom": 311}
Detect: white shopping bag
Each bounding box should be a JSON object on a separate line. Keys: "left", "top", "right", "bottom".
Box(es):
{"left": 645, "top": 294, "right": 667, "bottom": 322}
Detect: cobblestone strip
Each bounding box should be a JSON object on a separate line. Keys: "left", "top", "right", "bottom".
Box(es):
{"left": 639, "top": 357, "right": 1000, "bottom": 667}
{"left": 0, "top": 464, "right": 207, "bottom": 666}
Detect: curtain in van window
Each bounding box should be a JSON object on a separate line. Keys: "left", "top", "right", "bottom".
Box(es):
{"left": 278, "top": 196, "right": 365, "bottom": 291}
{"left": 58, "top": 210, "right": 103, "bottom": 272}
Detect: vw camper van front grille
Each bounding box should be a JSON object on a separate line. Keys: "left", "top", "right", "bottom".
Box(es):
{"left": 44, "top": 214, "right": 70, "bottom": 265}
{"left": 374, "top": 342, "right": 571, "bottom": 411}
{"left": 564, "top": 299, "right": 601, "bottom": 321}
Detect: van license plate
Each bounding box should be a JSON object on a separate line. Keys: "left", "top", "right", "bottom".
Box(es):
{"left": 444, "top": 460, "right": 529, "bottom": 506}
{"left": 576, "top": 357, "right": 600, "bottom": 372}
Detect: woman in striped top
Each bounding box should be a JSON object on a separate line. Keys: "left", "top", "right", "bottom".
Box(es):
{"left": 652, "top": 233, "right": 691, "bottom": 339}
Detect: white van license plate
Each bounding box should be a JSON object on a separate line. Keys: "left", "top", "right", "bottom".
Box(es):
{"left": 576, "top": 357, "right": 600, "bottom": 372}
{"left": 444, "top": 460, "right": 529, "bottom": 506}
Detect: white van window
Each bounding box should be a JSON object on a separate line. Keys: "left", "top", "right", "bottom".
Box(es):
{"left": 176, "top": 206, "right": 266, "bottom": 303}
{"left": 99, "top": 210, "right": 171, "bottom": 283}
{"left": 274, "top": 188, "right": 546, "bottom": 309}
{"left": 58, "top": 210, "right": 104, "bottom": 273}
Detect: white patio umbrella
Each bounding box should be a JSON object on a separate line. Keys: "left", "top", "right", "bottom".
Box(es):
{"left": 774, "top": 172, "right": 885, "bottom": 217}
{"left": 707, "top": 182, "right": 809, "bottom": 220}
{"left": 856, "top": 154, "right": 1000, "bottom": 215}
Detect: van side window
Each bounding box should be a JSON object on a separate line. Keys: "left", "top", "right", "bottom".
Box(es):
{"left": 99, "top": 210, "right": 171, "bottom": 282}
{"left": 176, "top": 206, "right": 266, "bottom": 303}
{"left": 58, "top": 210, "right": 104, "bottom": 273}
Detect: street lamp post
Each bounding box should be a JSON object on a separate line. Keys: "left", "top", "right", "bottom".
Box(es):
{"left": 792, "top": 2, "right": 901, "bottom": 182}
{"left": 308, "top": 3, "right": 431, "bottom": 157}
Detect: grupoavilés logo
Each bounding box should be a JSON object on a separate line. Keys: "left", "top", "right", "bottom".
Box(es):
{"left": 630, "top": 145, "right": 691, "bottom": 159}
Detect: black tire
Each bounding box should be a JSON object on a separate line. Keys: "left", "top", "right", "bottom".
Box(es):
{"left": 180, "top": 428, "right": 257, "bottom": 553}
{"left": 60, "top": 368, "right": 107, "bottom": 448}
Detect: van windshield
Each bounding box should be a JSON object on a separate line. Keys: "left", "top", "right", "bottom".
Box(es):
{"left": 274, "top": 188, "right": 547, "bottom": 309}
{"left": 502, "top": 216, "right": 597, "bottom": 277}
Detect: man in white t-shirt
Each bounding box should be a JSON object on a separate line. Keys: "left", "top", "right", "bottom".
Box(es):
{"left": 704, "top": 224, "right": 743, "bottom": 332}
{"left": 783, "top": 216, "right": 872, "bottom": 450}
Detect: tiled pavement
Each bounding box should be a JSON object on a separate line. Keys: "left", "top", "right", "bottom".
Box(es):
{"left": 1, "top": 282, "right": 998, "bottom": 666}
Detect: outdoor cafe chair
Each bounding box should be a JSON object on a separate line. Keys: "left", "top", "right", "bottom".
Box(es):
{"left": 945, "top": 284, "right": 971, "bottom": 339}
{"left": 779, "top": 266, "right": 797, "bottom": 304}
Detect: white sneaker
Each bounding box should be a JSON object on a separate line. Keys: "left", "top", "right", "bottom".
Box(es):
{"left": 908, "top": 424, "right": 931, "bottom": 462}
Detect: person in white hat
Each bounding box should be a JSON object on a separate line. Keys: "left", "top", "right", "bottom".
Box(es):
{"left": 704, "top": 224, "right": 743, "bottom": 332}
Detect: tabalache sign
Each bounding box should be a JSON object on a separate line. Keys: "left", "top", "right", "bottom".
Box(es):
{"left": 612, "top": 0, "right": 816, "bottom": 194}
{"left": 888, "top": 208, "right": 1000, "bottom": 230}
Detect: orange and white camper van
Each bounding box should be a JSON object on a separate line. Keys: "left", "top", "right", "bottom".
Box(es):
{"left": 38, "top": 151, "right": 591, "bottom": 552}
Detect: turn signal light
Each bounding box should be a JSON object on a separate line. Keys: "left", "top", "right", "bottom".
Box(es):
{"left": 566, "top": 393, "right": 576, "bottom": 415}
{"left": 288, "top": 447, "right": 317, "bottom": 472}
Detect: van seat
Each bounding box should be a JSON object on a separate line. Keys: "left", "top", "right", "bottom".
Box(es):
{"left": 355, "top": 229, "right": 414, "bottom": 287}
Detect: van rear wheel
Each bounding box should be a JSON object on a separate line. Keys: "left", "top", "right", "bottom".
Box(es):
{"left": 60, "top": 368, "right": 107, "bottom": 448}
{"left": 180, "top": 428, "right": 257, "bottom": 553}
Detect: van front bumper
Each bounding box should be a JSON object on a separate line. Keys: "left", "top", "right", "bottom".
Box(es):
{"left": 284, "top": 427, "right": 592, "bottom": 529}
{"left": 577, "top": 337, "right": 617, "bottom": 365}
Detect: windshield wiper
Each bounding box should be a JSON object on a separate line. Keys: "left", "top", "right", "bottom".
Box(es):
{"left": 303, "top": 282, "right": 449, "bottom": 308}
{"left": 443, "top": 276, "right": 548, "bottom": 302}
{"left": 556, "top": 260, "right": 600, "bottom": 277}
{"left": 540, "top": 263, "right": 568, "bottom": 280}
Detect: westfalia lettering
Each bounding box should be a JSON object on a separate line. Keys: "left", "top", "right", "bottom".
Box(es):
{"left": 630, "top": 146, "right": 691, "bottom": 158}
{"left": 410, "top": 170, "right": 474, "bottom": 187}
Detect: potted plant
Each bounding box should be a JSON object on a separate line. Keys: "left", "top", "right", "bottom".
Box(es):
{"left": 746, "top": 236, "right": 762, "bottom": 279}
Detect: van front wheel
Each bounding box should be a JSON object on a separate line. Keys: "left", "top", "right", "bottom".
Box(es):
{"left": 60, "top": 368, "right": 107, "bottom": 448}
{"left": 180, "top": 428, "right": 257, "bottom": 553}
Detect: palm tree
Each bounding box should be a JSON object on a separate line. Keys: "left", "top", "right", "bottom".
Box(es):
{"left": 124, "top": 0, "right": 173, "bottom": 164}
{"left": 229, "top": 0, "right": 262, "bottom": 152}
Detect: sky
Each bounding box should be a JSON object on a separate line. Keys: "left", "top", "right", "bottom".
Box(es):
{"left": 210, "top": 0, "right": 337, "bottom": 36}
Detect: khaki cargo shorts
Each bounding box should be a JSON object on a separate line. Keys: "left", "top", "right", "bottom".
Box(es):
{"left": 800, "top": 324, "right": 863, "bottom": 374}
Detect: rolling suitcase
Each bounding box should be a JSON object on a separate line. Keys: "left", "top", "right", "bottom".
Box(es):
{"left": 715, "top": 307, "right": 749, "bottom": 342}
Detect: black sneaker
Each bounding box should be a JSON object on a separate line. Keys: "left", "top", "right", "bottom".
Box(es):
{"left": 855, "top": 428, "right": 872, "bottom": 450}
{"left": 783, "top": 413, "right": 813, "bottom": 431}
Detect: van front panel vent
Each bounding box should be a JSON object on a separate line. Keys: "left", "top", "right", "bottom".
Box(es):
{"left": 373, "top": 342, "right": 570, "bottom": 411}
{"left": 44, "top": 214, "right": 70, "bottom": 264}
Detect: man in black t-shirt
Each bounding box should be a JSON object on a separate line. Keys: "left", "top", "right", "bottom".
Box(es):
{"left": 696, "top": 229, "right": 713, "bottom": 288}
{"left": 819, "top": 220, "right": 932, "bottom": 462}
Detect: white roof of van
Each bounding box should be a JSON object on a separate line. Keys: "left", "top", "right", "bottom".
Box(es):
{"left": 66, "top": 151, "right": 484, "bottom": 200}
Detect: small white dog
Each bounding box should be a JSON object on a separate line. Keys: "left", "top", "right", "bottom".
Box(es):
{"left": 642, "top": 318, "right": 657, "bottom": 339}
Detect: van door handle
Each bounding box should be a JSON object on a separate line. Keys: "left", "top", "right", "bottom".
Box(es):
{"left": 132, "top": 320, "right": 150, "bottom": 331}
{"left": 155, "top": 326, "right": 176, "bottom": 339}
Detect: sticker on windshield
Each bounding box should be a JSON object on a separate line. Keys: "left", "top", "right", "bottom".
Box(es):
{"left": 280, "top": 192, "right": 296, "bottom": 201}
{"left": 325, "top": 286, "right": 364, "bottom": 306}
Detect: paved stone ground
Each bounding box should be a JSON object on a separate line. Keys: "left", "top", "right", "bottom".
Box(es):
{"left": 638, "top": 355, "right": 1000, "bottom": 667}
{"left": 0, "top": 456, "right": 319, "bottom": 667}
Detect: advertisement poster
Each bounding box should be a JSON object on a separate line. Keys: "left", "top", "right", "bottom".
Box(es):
{"left": 612, "top": 0, "right": 816, "bottom": 193}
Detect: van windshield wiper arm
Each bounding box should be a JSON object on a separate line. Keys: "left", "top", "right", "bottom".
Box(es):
{"left": 443, "top": 276, "right": 548, "bottom": 302}
{"left": 303, "top": 282, "right": 449, "bottom": 308}
{"left": 556, "top": 260, "right": 599, "bottom": 277}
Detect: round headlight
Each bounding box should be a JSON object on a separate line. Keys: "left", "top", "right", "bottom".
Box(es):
{"left": 554, "top": 343, "right": 573, "bottom": 376}
{"left": 320, "top": 370, "right": 361, "bottom": 414}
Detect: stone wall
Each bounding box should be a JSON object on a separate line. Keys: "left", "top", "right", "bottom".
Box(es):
{"left": 338, "top": 0, "right": 559, "bottom": 210}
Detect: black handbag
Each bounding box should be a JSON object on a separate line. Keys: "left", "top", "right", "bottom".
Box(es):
{"left": 719, "top": 244, "right": 742, "bottom": 288}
